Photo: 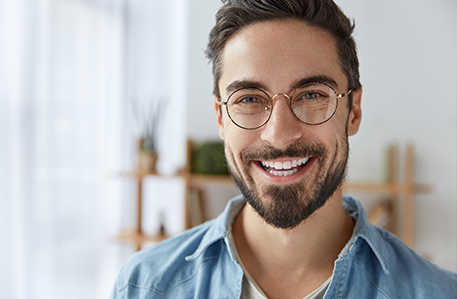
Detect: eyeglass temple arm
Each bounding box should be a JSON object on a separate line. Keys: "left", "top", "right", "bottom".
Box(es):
{"left": 216, "top": 98, "right": 228, "bottom": 105}
{"left": 337, "top": 89, "right": 352, "bottom": 98}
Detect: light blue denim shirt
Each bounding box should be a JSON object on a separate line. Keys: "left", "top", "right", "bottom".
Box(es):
{"left": 111, "top": 195, "right": 457, "bottom": 298}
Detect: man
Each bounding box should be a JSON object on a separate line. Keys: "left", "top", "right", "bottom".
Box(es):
{"left": 111, "top": 0, "right": 457, "bottom": 298}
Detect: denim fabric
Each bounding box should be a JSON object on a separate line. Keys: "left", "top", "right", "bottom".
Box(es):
{"left": 111, "top": 196, "right": 457, "bottom": 299}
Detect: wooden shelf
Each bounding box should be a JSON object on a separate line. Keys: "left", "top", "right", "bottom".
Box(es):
{"left": 116, "top": 230, "right": 169, "bottom": 247}
{"left": 115, "top": 141, "right": 426, "bottom": 251}
{"left": 118, "top": 171, "right": 233, "bottom": 187}
{"left": 343, "top": 182, "right": 416, "bottom": 195}
{"left": 114, "top": 140, "right": 236, "bottom": 251}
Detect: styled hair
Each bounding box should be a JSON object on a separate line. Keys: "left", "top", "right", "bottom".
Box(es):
{"left": 205, "top": 0, "right": 362, "bottom": 104}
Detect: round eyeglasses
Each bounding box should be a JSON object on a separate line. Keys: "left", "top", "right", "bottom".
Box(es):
{"left": 217, "top": 82, "right": 352, "bottom": 130}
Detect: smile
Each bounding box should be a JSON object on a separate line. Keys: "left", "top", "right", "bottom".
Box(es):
{"left": 259, "top": 158, "right": 310, "bottom": 177}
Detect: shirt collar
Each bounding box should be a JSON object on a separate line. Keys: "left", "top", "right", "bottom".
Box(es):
{"left": 186, "top": 195, "right": 389, "bottom": 275}
{"left": 185, "top": 195, "right": 245, "bottom": 262}
{"left": 343, "top": 195, "right": 390, "bottom": 275}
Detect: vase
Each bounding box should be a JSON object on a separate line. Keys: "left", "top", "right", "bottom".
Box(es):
{"left": 138, "top": 139, "right": 158, "bottom": 174}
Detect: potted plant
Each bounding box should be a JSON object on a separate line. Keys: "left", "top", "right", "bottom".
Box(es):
{"left": 133, "top": 97, "right": 166, "bottom": 174}
{"left": 191, "top": 141, "right": 229, "bottom": 175}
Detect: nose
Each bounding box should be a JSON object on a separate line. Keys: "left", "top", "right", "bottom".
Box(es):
{"left": 260, "top": 94, "right": 303, "bottom": 149}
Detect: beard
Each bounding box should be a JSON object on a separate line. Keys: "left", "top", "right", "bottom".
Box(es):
{"left": 226, "top": 137, "right": 349, "bottom": 230}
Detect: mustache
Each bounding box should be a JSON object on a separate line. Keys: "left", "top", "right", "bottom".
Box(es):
{"left": 241, "top": 140, "right": 328, "bottom": 162}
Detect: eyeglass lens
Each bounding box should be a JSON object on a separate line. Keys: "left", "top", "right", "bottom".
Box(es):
{"left": 226, "top": 83, "right": 338, "bottom": 129}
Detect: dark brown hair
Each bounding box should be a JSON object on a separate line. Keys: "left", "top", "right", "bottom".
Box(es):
{"left": 205, "top": 0, "right": 362, "bottom": 105}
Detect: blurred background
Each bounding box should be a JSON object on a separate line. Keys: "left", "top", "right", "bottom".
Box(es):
{"left": 0, "top": 0, "right": 455, "bottom": 298}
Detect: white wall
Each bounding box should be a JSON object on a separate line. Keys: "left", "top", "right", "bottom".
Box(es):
{"left": 124, "top": 0, "right": 190, "bottom": 241}
{"left": 185, "top": 0, "right": 456, "bottom": 271}
{"left": 186, "top": 0, "right": 222, "bottom": 141}
{"left": 335, "top": 0, "right": 457, "bottom": 272}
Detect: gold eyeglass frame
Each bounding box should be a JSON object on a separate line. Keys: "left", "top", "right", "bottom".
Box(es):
{"left": 217, "top": 81, "right": 352, "bottom": 130}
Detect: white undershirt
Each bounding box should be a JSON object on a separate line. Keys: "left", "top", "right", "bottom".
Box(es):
{"left": 241, "top": 268, "right": 331, "bottom": 299}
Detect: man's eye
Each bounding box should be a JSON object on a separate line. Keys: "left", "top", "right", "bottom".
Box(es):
{"left": 237, "top": 96, "right": 262, "bottom": 104}
{"left": 302, "top": 92, "right": 323, "bottom": 100}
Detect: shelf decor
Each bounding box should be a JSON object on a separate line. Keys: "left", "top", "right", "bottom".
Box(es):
{"left": 191, "top": 141, "right": 228, "bottom": 175}
{"left": 133, "top": 96, "right": 167, "bottom": 175}
{"left": 138, "top": 138, "right": 158, "bottom": 174}
{"left": 115, "top": 141, "right": 429, "bottom": 252}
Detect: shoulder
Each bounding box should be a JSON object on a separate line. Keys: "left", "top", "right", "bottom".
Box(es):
{"left": 112, "top": 220, "right": 222, "bottom": 297}
{"left": 111, "top": 196, "right": 246, "bottom": 298}
{"left": 352, "top": 226, "right": 456, "bottom": 297}
{"left": 342, "top": 196, "right": 456, "bottom": 296}
{"left": 342, "top": 196, "right": 455, "bottom": 297}
{"left": 382, "top": 229, "right": 456, "bottom": 285}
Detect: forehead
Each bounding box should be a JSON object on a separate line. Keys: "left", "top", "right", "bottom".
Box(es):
{"left": 219, "top": 19, "right": 347, "bottom": 94}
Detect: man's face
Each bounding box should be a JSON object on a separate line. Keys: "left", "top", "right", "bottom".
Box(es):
{"left": 215, "top": 19, "right": 362, "bottom": 229}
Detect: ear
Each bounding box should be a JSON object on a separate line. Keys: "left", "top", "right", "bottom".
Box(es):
{"left": 214, "top": 95, "right": 225, "bottom": 140}
{"left": 347, "top": 88, "right": 362, "bottom": 136}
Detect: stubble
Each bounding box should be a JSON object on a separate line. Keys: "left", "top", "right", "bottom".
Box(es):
{"left": 227, "top": 138, "right": 349, "bottom": 229}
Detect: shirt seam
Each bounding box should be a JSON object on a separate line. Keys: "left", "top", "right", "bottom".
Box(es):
{"left": 353, "top": 256, "right": 392, "bottom": 299}
{"left": 118, "top": 253, "right": 222, "bottom": 295}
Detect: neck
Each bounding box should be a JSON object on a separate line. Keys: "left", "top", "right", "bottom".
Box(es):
{"left": 232, "top": 188, "right": 354, "bottom": 298}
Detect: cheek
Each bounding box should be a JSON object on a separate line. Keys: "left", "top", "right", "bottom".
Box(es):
{"left": 224, "top": 115, "right": 255, "bottom": 145}
{"left": 324, "top": 116, "right": 350, "bottom": 162}
{"left": 224, "top": 126, "right": 258, "bottom": 164}
{"left": 306, "top": 117, "right": 348, "bottom": 162}
{"left": 319, "top": 105, "right": 349, "bottom": 139}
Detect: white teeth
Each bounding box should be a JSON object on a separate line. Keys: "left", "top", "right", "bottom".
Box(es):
{"left": 300, "top": 157, "right": 309, "bottom": 165}
{"left": 268, "top": 168, "right": 299, "bottom": 177}
{"left": 262, "top": 158, "right": 310, "bottom": 170}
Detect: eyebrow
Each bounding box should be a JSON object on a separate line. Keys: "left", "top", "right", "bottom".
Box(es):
{"left": 225, "top": 80, "right": 268, "bottom": 94}
{"left": 224, "top": 75, "right": 340, "bottom": 95}
{"left": 290, "top": 76, "right": 339, "bottom": 90}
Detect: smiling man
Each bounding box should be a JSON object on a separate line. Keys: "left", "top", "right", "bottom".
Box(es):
{"left": 111, "top": 1, "right": 456, "bottom": 298}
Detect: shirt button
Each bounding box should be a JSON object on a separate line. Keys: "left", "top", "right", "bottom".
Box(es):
{"left": 348, "top": 243, "right": 354, "bottom": 252}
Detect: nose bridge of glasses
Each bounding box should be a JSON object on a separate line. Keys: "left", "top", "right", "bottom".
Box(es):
{"left": 268, "top": 92, "right": 297, "bottom": 122}
{"left": 270, "top": 92, "right": 292, "bottom": 102}
{"left": 270, "top": 93, "right": 293, "bottom": 109}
